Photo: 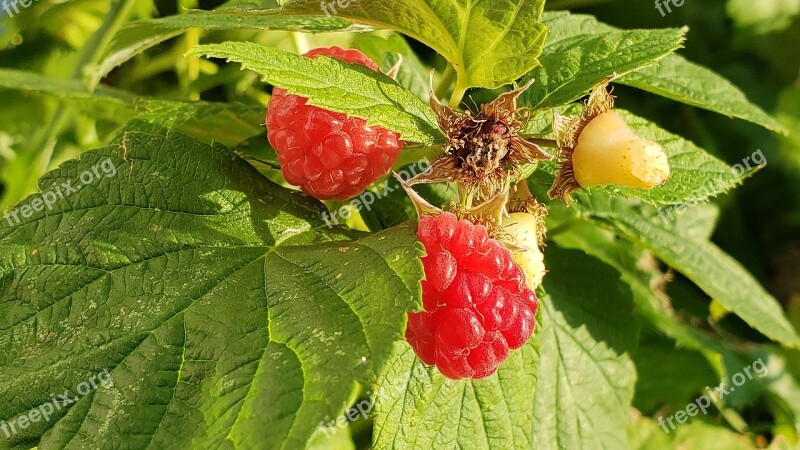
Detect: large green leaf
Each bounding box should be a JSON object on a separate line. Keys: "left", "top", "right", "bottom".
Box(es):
{"left": 0, "top": 124, "right": 423, "bottom": 449}
{"left": 620, "top": 54, "right": 786, "bottom": 133}
{"left": 190, "top": 42, "right": 443, "bottom": 144}
{"left": 280, "top": 0, "right": 549, "bottom": 90}
{"left": 372, "top": 325, "right": 540, "bottom": 449}
{"left": 533, "top": 11, "right": 783, "bottom": 132}
{"left": 90, "top": 8, "right": 355, "bottom": 87}
{"left": 522, "top": 11, "right": 685, "bottom": 110}
{"left": 569, "top": 193, "right": 800, "bottom": 347}
{"left": 533, "top": 248, "right": 639, "bottom": 450}
{"left": 547, "top": 207, "right": 779, "bottom": 410}
{"left": 0, "top": 68, "right": 264, "bottom": 147}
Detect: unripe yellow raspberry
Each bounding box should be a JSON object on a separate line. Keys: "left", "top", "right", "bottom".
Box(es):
{"left": 504, "top": 212, "right": 546, "bottom": 290}
{"left": 549, "top": 78, "right": 671, "bottom": 202}
{"left": 573, "top": 111, "right": 670, "bottom": 189}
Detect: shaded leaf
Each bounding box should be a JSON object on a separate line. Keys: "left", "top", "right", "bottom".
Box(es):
{"left": 569, "top": 193, "right": 800, "bottom": 347}
{"left": 90, "top": 8, "right": 355, "bottom": 87}
{"left": 0, "top": 68, "right": 264, "bottom": 147}
{"left": 533, "top": 248, "right": 638, "bottom": 450}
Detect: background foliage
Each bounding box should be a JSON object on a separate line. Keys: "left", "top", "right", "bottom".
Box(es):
{"left": 0, "top": 0, "right": 798, "bottom": 449}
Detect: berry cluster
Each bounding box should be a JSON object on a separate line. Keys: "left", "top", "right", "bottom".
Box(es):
{"left": 266, "top": 47, "right": 403, "bottom": 200}
{"left": 406, "top": 213, "right": 538, "bottom": 379}
{"left": 264, "top": 47, "right": 665, "bottom": 381}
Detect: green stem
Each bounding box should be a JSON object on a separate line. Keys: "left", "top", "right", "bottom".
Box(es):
{"left": 73, "top": 0, "right": 138, "bottom": 82}
{"left": 44, "top": 0, "right": 137, "bottom": 153}
{"left": 448, "top": 75, "right": 468, "bottom": 109}
{"left": 435, "top": 65, "right": 455, "bottom": 100}
{"left": 521, "top": 137, "right": 559, "bottom": 148}
{"left": 292, "top": 32, "right": 311, "bottom": 54}
{"left": 177, "top": 0, "right": 201, "bottom": 99}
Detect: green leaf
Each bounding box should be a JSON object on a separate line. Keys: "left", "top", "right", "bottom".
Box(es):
{"left": 533, "top": 11, "right": 784, "bottom": 132}
{"left": 569, "top": 193, "right": 800, "bottom": 347}
{"left": 372, "top": 332, "right": 540, "bottom": 449}
{"left": 90, "top": 8, "right": 355, "bottom": 87}
{"left": 0, "top": 68, "right": 264, "bottom": 147}
{"left": 533, "top": 248, "right": 638, "bottom": 450}
{"left": 189, "top": 42, "right": 443, "bottom": 144}
{"left": 0, "top": 124, "right": 424, "bottom": 449}
{"left": 629, "top": 415, "right": 756, "bottom": 450}
{"left": 351, "top": 32, "right": 431, "bottom": 102}
{"left": 280, "top": 0, "right": 549, "bottom": 90}
{"left": 619, "top": 54, "right": 787, "bottom": 134}
{"left": 549, "top": 219, "right": 726, "bottom": 352}
{"left": 631, "top": 338, "right": 717, "bottom": 414}
{"left": 522, "top": 11, "right": 685, "bottom": 110}
{"left": 548, "top": 216, "right": 771, "bottom": 410}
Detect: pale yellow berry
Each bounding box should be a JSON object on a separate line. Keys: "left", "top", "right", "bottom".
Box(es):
{"left": 572, "top": 111, "right": 670, "bottom": 189}
{"left": 505, "top": 212, "right": 546, "bottom": 290}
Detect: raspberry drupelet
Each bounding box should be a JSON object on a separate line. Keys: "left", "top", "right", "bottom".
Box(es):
{"left": 266, "top": 46, "right": 403, "bottom": 200}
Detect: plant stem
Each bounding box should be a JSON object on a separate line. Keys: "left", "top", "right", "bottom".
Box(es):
{"left": 435, "top": 65, "right": 455, "bottom": 100}
{"left": 179, "top": 0, "right": 201, "bottom": 100}
{"left": 73, "top": 0, "right": 138, "bottom": 82}
{"left": 448, "top": 73, "right": 467, "bottom": 109}
{"left": 520, "top": 136, "right": 559, "bottom": 148}
{"left": 292, "top": 32, "right": 311, "bottom": 54}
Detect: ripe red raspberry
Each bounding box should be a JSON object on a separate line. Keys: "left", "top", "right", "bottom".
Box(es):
{"left": 406, "top": 213, "right": 539, "bottom": 380}
{"left": 266, "top": 46, "right": 403, "bottom": 200}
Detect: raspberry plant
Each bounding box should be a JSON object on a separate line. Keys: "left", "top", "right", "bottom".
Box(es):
{"left": 0, "top": 1, "right": 799, "bottom": 449}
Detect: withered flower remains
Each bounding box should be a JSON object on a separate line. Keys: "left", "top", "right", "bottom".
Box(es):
{"left": 408, "top": 79, "right": 552, "bottom": 205}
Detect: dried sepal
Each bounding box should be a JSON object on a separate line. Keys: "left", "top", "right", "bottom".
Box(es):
{"left": 410, "top": 78, "right": 552, "bottom": 203}
{"left": 548, "top": 76, "right": 617, "bottom": 203}
{"left": 385, "top": 55, "right": 403, "bottom": 80}
{"left": 393, "top": 172, "right": 443, "bottom": 217}
{"left": 396, "top": 171, "right": 510, "bottom": 238}
{"left": 464, "top": 188, "right": 509, "bottom": 230}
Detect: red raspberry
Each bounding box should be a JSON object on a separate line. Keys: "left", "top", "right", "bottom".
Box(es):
{"left": 266, "top": 46, "right": 403, "bottom": 200}
{"left": 406, "top": 213, "right": 539, "bottom": 380}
